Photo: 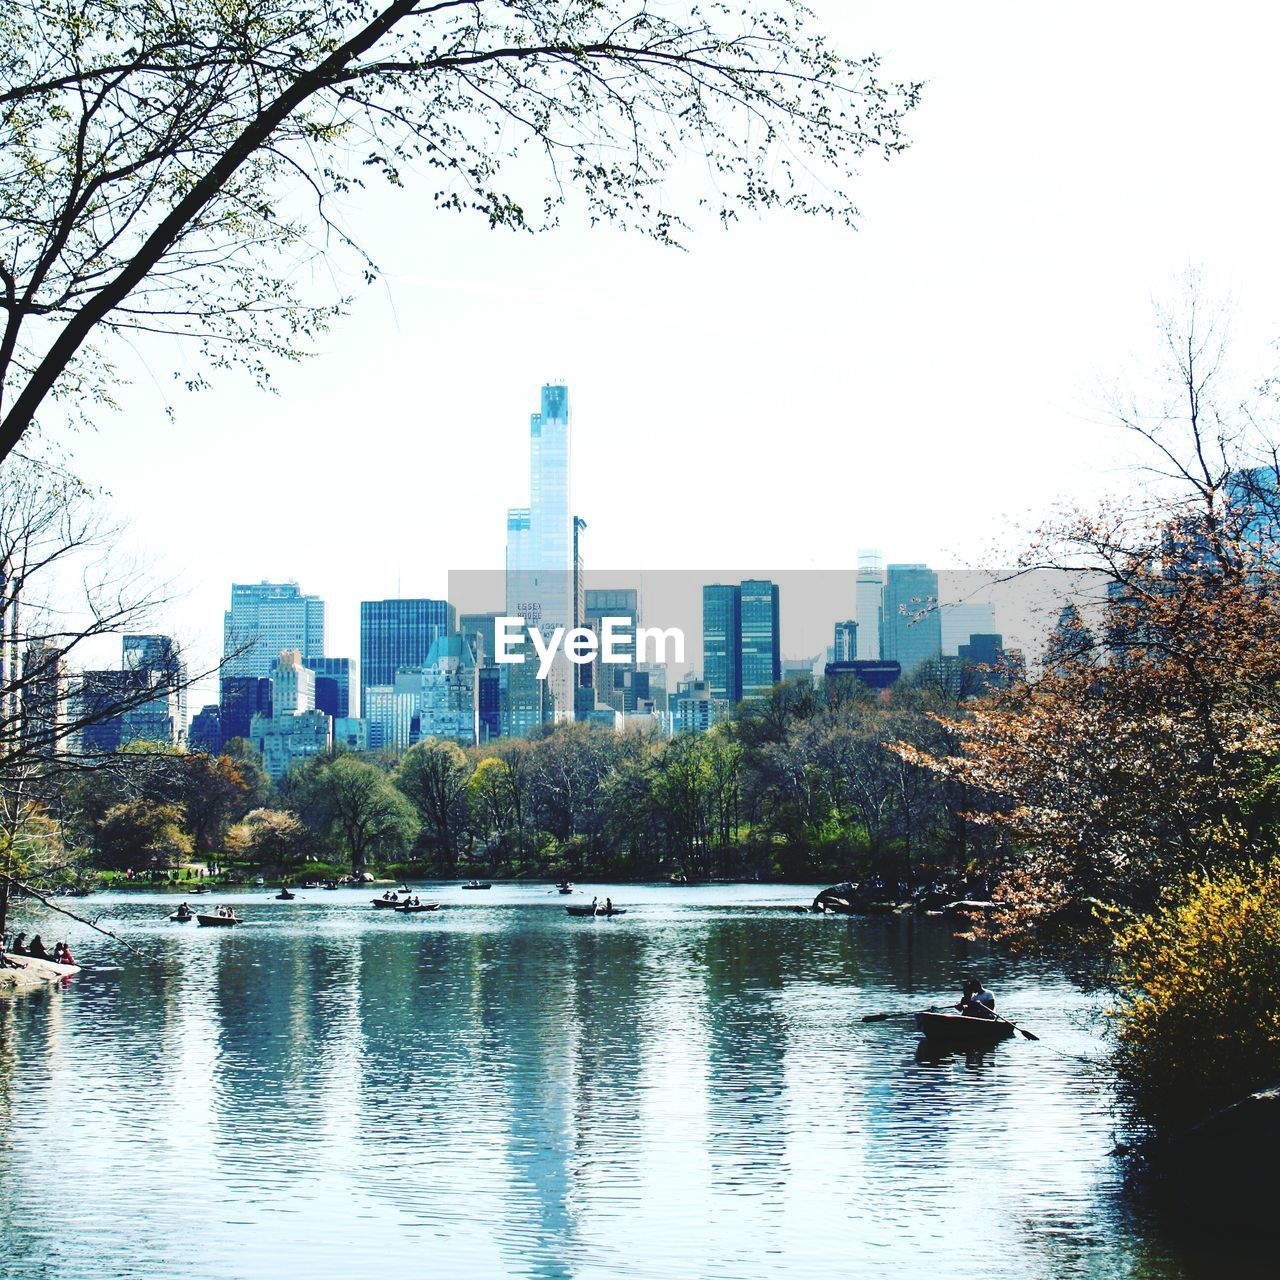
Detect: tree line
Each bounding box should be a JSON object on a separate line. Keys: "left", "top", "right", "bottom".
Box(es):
{"left": 48, "top": 668, "right": 1004, "bottom": 887}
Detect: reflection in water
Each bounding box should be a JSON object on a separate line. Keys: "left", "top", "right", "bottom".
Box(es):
{"left": 0, "top": 886, "right": 1268, "bottom": 1279}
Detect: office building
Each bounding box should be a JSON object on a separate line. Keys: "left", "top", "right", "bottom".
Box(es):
{"left": 940, "top": 602, "right": 997, "bottom": 656}
{"left": 359, "top": 599, "right": 453, "bottom": 715}
{"left": 703, "top": 584, "right": 742, "bottom": 706}
{"left": 270, "top": 649, "right": 314, "bottom": 715}
{"left": 19, "top": 643, "right": 65, "bottom": 755}
{"left": 855, "top": 549, "right": 883, "bottom": 660}
{"left": 304, "top": 656, "right": 354, "bottom": 719}
{"left": 188, "top": 705, "right": 223, "bottom": 754}
{"left": 222, "top": 582, "right": 325, "bottom": 683}
{"left": 881, "top": 564, "right": 941, "bottom": 679}
{"left": 833, "top": 620, "right": 858, "bottom": 663}
{"left": 219, "top": 675, "right": 273, "bottom": 744}
{"left": 249, "top": 650, "right": 330, "bottom": 779}
{"left": 740, "top": 579, "right": 781, "bottom": 699}
{"left": 505, "top": 383, "right": 575, "bottom": 727}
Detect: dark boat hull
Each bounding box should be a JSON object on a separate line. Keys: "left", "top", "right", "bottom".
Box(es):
{"left": 371, "top": 898, "right": 400, "bottom": 908}
{"left": 566, "top": 906, "right": 627, "bottom": 917}
{"left": 395, "top": 903, "right": 440, "bottom": 913}
{"left": 196, "top": 914, "right": 240, "bottom": 927}
{"left": 915, "top": 1011, "right": 1014, "bottom": 1044}
{"left": 460, "top": 883, "right": 492, "bottom": 890}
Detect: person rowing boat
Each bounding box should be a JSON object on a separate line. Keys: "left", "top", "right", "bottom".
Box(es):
{"left": 956, "top": 975, "right": 996, "bottom": 1019}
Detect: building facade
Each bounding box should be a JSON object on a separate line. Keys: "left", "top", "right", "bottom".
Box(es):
{"left": 359, "top": 599, "right": 453, "bottom": 716}
{"left": 222, "top": 582, "right": 325, "bottom": 683}
{"left": 740, "top": 579, "right": 781, "bottom": 699}
{"left": 881, "top": 564, "right": 941, "bottom": 679}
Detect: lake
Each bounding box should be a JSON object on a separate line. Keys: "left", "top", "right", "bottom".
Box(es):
{"left": 0, "top": 883, "right": 1266, "bottom": 1279}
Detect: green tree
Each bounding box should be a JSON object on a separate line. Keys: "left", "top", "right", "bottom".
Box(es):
{"left": 0, "top": 1, "right": 918, "bottom": 460}
{"left": 393, "top": 739, "right": 471, "bottom": 870}
{"left": 287, "top": 754, "right": 417, "bottom": 877}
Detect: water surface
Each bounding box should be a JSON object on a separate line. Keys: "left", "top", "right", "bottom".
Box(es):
{"left": 0, "top": 883, "right": 1261, "bottom": 1278}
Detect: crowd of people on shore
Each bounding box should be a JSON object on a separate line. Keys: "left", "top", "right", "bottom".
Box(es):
{"left": 1, "top": 932, "right": 74, "bottom": 968}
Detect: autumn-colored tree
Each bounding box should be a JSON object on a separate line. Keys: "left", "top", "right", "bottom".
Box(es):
{"left": 899, "top": 290, "right": 1280, "bottom": 939}
{"left": 96, "top": 799, "right": 193, "bottom": 870}
{"left": 180, "top": 752, "right": 254, "bottom": 852}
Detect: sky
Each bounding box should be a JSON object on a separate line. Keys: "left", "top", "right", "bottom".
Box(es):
{"left": 43, "top": 1, "right": 1280, "bottom": 710}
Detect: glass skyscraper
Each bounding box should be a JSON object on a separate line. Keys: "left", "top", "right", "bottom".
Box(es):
{"left": 302, "top": 656, "right": 353, "bottom": 719}
{"left": 740, "top": 578, "right": 781, "bottom": 699}
{"left": 855, "top": 549, "right": 883, "bottom": 661}
{"left": 505, "top": 383, "right": 574, "bottom": 730}
{"left": 702, "top": 584, "right": 742, "bottom": 706}
{"left": 881, "top": 564, "right": 942, "bottom": 679}
{"left": 359, "top": 599, "right": 454, "bottom": 717}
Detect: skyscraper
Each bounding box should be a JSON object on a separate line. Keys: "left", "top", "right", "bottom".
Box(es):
{"left": 222, "top": 582, "right": 325, "bottom": 683}
{"left": 855, "top": 549, "right": 883, "bottom": 660}
{"left": 940, "top": 602, "right": 997, "bottom": 656}
{"left": 303, "top": 656, "right": 354, "bottom": 719}
{"left": 881, "top": 564, "right": 942, "bottom": 679}
{"left": 703, "top": 584, "right": 742, "bottom": 706}
{"left": 833, "top": 620, "right": 858, "bottom": 663}
{"left": 359, "top": 598, "right": 453, "bottom": 715}
{"left": 740, "top": 579, "right": 781, "bottom": 699}
{"left": 505, "top": 383, "right": 575, "bottom": 729}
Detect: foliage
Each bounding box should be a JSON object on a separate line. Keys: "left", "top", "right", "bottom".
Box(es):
{"left": 0, "top": 0, "right": 919, "bottom": 458}
{"left": 285, "top": 752, "right": 418, "bottom": 876}
{"left": 900, "top": 289, "right": 1280, "bottom": 939}
{"left": 95, "top": 798, "right": 193, "bottom": 869}
{"left": 1111, "top": 859, "right": 1280, "bottom": 1130}
{"left": 393, "top": 738, "right": 471, "bottom": 868}
{"left": 225, "top": 807, "right": 307, "bottom": 867}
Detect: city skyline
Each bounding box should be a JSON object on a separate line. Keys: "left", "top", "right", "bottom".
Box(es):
{"left": 39, "top": 2, "right": 1280, "bottom": 709}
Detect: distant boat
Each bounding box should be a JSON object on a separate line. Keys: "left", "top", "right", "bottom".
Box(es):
{"left": 275, "top": 890, "right": 296, "bottom": 901}
{"left": 460, "top": 881, "right": 491, "bottom": 890}
{"left": 322, "top": 881, "right": 341, "bottom": 891}
{"left": 168, "top": 909, "right": 194, "bottom": 922}
{"left": 566, "top": 905, "right": 626, "bottom": 917}
{"left": 197, "top": 910, "right": 240, "bottom": 927}
{"left": 302, "top": 881, "right": 320, "bottom": 889}
{"left": 371, "top": 897, "right": 401, "bottom": 909}
{"left": 558, "top": 886, "right": 574, "bottom": 895}
{"left": 254, "top": 877, "right": 265, "bottom": 887}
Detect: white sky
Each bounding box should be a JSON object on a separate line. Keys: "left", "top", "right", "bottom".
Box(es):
{"left": 47, "top": 1, "right": 1280, "bottom": 709}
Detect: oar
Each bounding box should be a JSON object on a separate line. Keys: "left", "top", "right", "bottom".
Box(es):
{"left": 983, "top": 1007, "right": 1039, "bottom": 1041}
{"left": 861, "top": 1005, "right": 945, "bottom": 1022}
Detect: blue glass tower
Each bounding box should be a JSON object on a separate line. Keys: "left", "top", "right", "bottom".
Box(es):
{"left": 359, "top": 599, "right": 454, "bottom": 717}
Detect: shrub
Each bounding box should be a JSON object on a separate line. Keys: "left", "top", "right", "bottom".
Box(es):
{"left": 1111, "top": 858, "right": 1280, "bottom": 1131}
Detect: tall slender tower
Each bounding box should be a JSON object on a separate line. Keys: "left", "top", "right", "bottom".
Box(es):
{"left": 855, "top": 549, "right": 883, "bottom": 661}
{"left": 505, "top": 384, "right": 575, "bottom": 730}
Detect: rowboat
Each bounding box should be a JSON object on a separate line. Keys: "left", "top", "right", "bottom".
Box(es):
{"left": 196, "top": 912, "right": 240, "bottom": 927}
{"left": 275, "top": 890, "right": 295, "bottom": 901}
{"left": 168, "top": 910, "right": 194, "bottom": 922}
{"left": 557, "top": 886, "right": 574, "bottom": 894}
{"left": 566, "top": 905, "right": 627, "bottom": 917}
{"left": 6, "top": 953, "right": 80, "bottom": 978}
{"left": 395, "top": 903, "right": 440, "bottom": 913}
{"left": 371, "top": 897, "right": 401, "bottom": 909}
{"left": 914, "top": 1011, "right": 1014, "bottom": 1044}
{"left": 460, "top": 881, "right": 491, "bottom": 890}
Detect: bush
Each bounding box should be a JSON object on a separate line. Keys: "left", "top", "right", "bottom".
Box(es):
{"left": 1112, "top": 858, "right": 1280, "bottom": 1131}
